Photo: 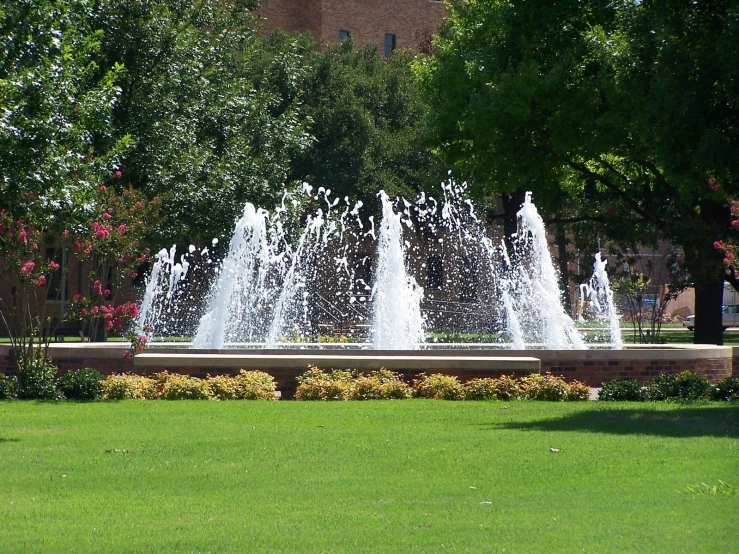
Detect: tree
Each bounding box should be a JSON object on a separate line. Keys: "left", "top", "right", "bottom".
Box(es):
{"left": 287, "top": 39, "right": 446, "bottom": 212}
{"left": 0, "top": 0, "right": 129, "bottom": 224}
{"left": 416, "top": 0, "right": 739, "bottom": 344}
{"left": 91, "top": 0, "right": 312, "bottom": 243}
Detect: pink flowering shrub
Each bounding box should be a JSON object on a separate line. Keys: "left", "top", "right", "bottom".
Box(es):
{"left": 0, "top": 174, "right": 165, "bottom": 366}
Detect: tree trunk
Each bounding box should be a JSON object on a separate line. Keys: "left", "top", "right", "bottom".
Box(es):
{"left": 694, "top": 279, "right": 724, "bottom": 345}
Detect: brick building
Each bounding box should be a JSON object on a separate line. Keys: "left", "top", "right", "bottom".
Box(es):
{"left": 258, "top": 0, "right": 447, "bottom": 54}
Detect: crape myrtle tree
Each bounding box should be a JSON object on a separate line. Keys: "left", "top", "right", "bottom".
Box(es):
{"left": 0, "top": 0, "right": 167, "bottom": 374}
{"left": 416, "top": 0, "right": 738, "bottom": 344}
{"left": 90, "top": 0, "right": 312, "bottom": 244}
{"left": 0, "top": 0, "right": 127, "bottom": 367}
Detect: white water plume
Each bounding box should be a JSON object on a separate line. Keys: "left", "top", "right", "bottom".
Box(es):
{"left": 371, "top": 191, "right": 425, "bottom": 350}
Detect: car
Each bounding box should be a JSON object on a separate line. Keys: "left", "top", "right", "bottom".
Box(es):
{"left": 682, "top": 305, "right": 739, "bottom": 331}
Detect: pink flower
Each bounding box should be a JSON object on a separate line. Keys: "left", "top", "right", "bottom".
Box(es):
{"left": 93, "top": 280, "right": 103, "bottom": 296}
{"left": 73, "top": 294, "right": 83, "bottom": 302}
{"left": 62, "top": 229, "right": 70, "bottom": 240}
{"left": 95, "top": 229, "right": 109, "bottom": 240}
{"left": 31, "top": 242, "right": 38, "bottom": 250}
{"left": 90, "top": 306, "right": 99, "bottom": 316}
{"left": 714, "top": 241, "right": 724, "bottom": 250}
{"left": 136, "top": 201, "right": 142, "bottom": 208}
{"left": 104, "top": 289, "right": 111, "bottom": 298}
{"left": 18, "top": 229, "right": 27, "bottom": 244}
{"left": 708, "top": 179, "right": 720, "bottom": 191}
{"left": 132, "top": 272, "right": 138, "bottom": 279}
{"left": 48, "top": 261, "right": 60, "bottom": 271}
{"left": 33, "top": 275, "right": 47, "bottom": 287}
{"left": 117, "top": 224, "right": 127, "bottom": 234}
{"left": 123, "top": 350, "right": 132, "bottom": 359}
{"left": 115, "top": 170, "right": 122, "bottom": 179}
{"left": 81, "top": 309, "right": 88, "bottom": 316}
{"left": 100, "top": 185, "right": 107, "bottom": 192}
{"left": 732, "top": 220, "right": 739, "bottom": 230}
{"left": 102, "top": 213, "right": 112, "bottom": 220}
{"left": 20, "top": 261, "right": 35, "bottom": 276}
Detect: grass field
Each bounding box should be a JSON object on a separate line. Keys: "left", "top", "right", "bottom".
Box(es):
{"left": 1, "top": 401, "right": 737, "bottom": 553}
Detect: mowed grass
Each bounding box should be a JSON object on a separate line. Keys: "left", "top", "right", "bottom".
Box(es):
{"left": 1, "top": 401, "right": 738, "bottom": 553}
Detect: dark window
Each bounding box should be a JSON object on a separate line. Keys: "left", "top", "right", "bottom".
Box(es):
{"left": 339, "top": 30, "right": 351, "bottom": 41}
{"left": 459, "top": 256, "right": 479, "bottom": 302}
{"left": 384, "top": 33, "right": 396, "bottom": 57}
{"left": 427, "top": 255, "right": 443, "bottom": 290}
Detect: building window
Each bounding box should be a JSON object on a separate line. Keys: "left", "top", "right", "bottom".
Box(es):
{"left": 339, "top": 30, "right": 351, "bottom": 41}
{"left": 384, "top": 33, "right": 396, "bottom": 57}
{"left": 427, "top": 255, "right": 443, "bottom": 290}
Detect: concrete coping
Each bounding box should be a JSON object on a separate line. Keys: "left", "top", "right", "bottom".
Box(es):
{"left": 134, "top": 352, "right": 542, "bottom": 372}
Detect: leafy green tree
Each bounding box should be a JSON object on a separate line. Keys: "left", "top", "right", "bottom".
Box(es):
{"left": 91, "top": 0, "right": 312, "bottom": 243}
{"left": 0, "top": 0, "right": 129, "bottom": 225}
{"left": 417, "top": 0, "right": 739, "bottom": 344}
{"left": 288, "top": 39, "right": 446, "bottom": 212}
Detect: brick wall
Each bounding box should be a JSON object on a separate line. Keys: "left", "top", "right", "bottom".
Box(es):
{"left": 260, "top": 0, "right": 447, "bottom": 51}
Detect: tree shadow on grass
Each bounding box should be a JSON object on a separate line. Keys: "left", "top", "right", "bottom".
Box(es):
{"left": 484, "top": 405, "right": 739, "bottom": 439}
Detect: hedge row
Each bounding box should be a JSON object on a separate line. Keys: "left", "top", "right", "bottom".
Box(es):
{"left": 0, "top": 369, "right": 277, "bottom": 401}
{"left": 296, "top": 367, "right": 590, "bottom": 401}
{"left": 598, "top": 372, "right": 739, "bottom": 401}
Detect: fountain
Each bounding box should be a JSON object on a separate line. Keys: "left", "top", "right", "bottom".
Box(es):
{"left": 13, "top": 180, "right": 726, "bottom": 398}
{"left": 137, "top": 182, "right": 611, "bottom": 350}
{"left": 579, "top": 252, "right": 623, "bottom": 349}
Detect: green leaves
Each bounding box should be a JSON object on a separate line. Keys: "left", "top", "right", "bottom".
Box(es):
{"left": 0, "top": 0, "right": 127, "bottom": 225}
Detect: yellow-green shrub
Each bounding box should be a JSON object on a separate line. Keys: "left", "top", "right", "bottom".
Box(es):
{"left": 231, "top": 370, "right": 277, "bottom": 400}
{"left": 295, "top": 367, "right": 353, "bottom": 400}
{"left": 413, "top": 373, "right": 463, "bottom": 400}
{"left": 463, "top": 376, "right": 520, "bottom": 400}
{"left": 207, "top": 374, "right": 239, "bottom": 400}
{"left": 519, "top": 373, "right": 572, "bottom": 401}
{"left": 102, "top": 374, "right": 155, "bottom": 400}
{"left": 348, "top": 369, "right": 412, "bottom": 400}
{"left": 150, "top": 372, "right": 211, "bottom": 400}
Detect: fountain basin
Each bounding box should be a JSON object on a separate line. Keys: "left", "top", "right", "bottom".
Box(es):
{"left": 1, "top": 343, "right": 735, "bottom": 399}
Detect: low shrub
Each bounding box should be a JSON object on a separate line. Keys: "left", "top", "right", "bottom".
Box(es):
{"left": 17, "top": 355, "right": 58, "bottom": 400}
{"left": 646, "top": 371, "right": 711, "bottom": 401}
{"left": 463, "top": 376, "right": 519, "bottom": 401}
{"left": 348, "top": 369, "right": 412, "bottom": 400}
{"left": 711, "top": 377, "right": 739, "bottom": 401}
{"left": 0, "top": 373, "right": 18, "bottom": 400}
{"left": 566, "top": 380, "right": 591, "bottom": 401}
{"left": 150, "top": 372, "right": 211, "bottom": 400}
{"left": 295, "top": 367, "right": 353, "bottom": 400}
{"left": 56, "top": 368, "right": 104, "bottom": 400}
{"left": 598, "top": 377, "right": 646, "bottom": 401}
{"left": 519, "top": 373, "right": 571, "bottom": 401}
{"left": 207, "top": 374, "right": 239, "bottom": 400}
{"left": 413, "top": 373, "right": 463, "bottom": 400}
{"left": 102, "top": 374, "right": 155, "bottom": 400}
{"left": 231, "top": 370, "right": 278, "bottom": 400}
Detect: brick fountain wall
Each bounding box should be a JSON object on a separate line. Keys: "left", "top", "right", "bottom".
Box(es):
{"left": 2, "top": 343, "right": 733, "bottom": 399}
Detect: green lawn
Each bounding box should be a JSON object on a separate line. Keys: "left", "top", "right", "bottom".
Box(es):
{"left": 1, "top": 401, "right": 737, "bottom": 553}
